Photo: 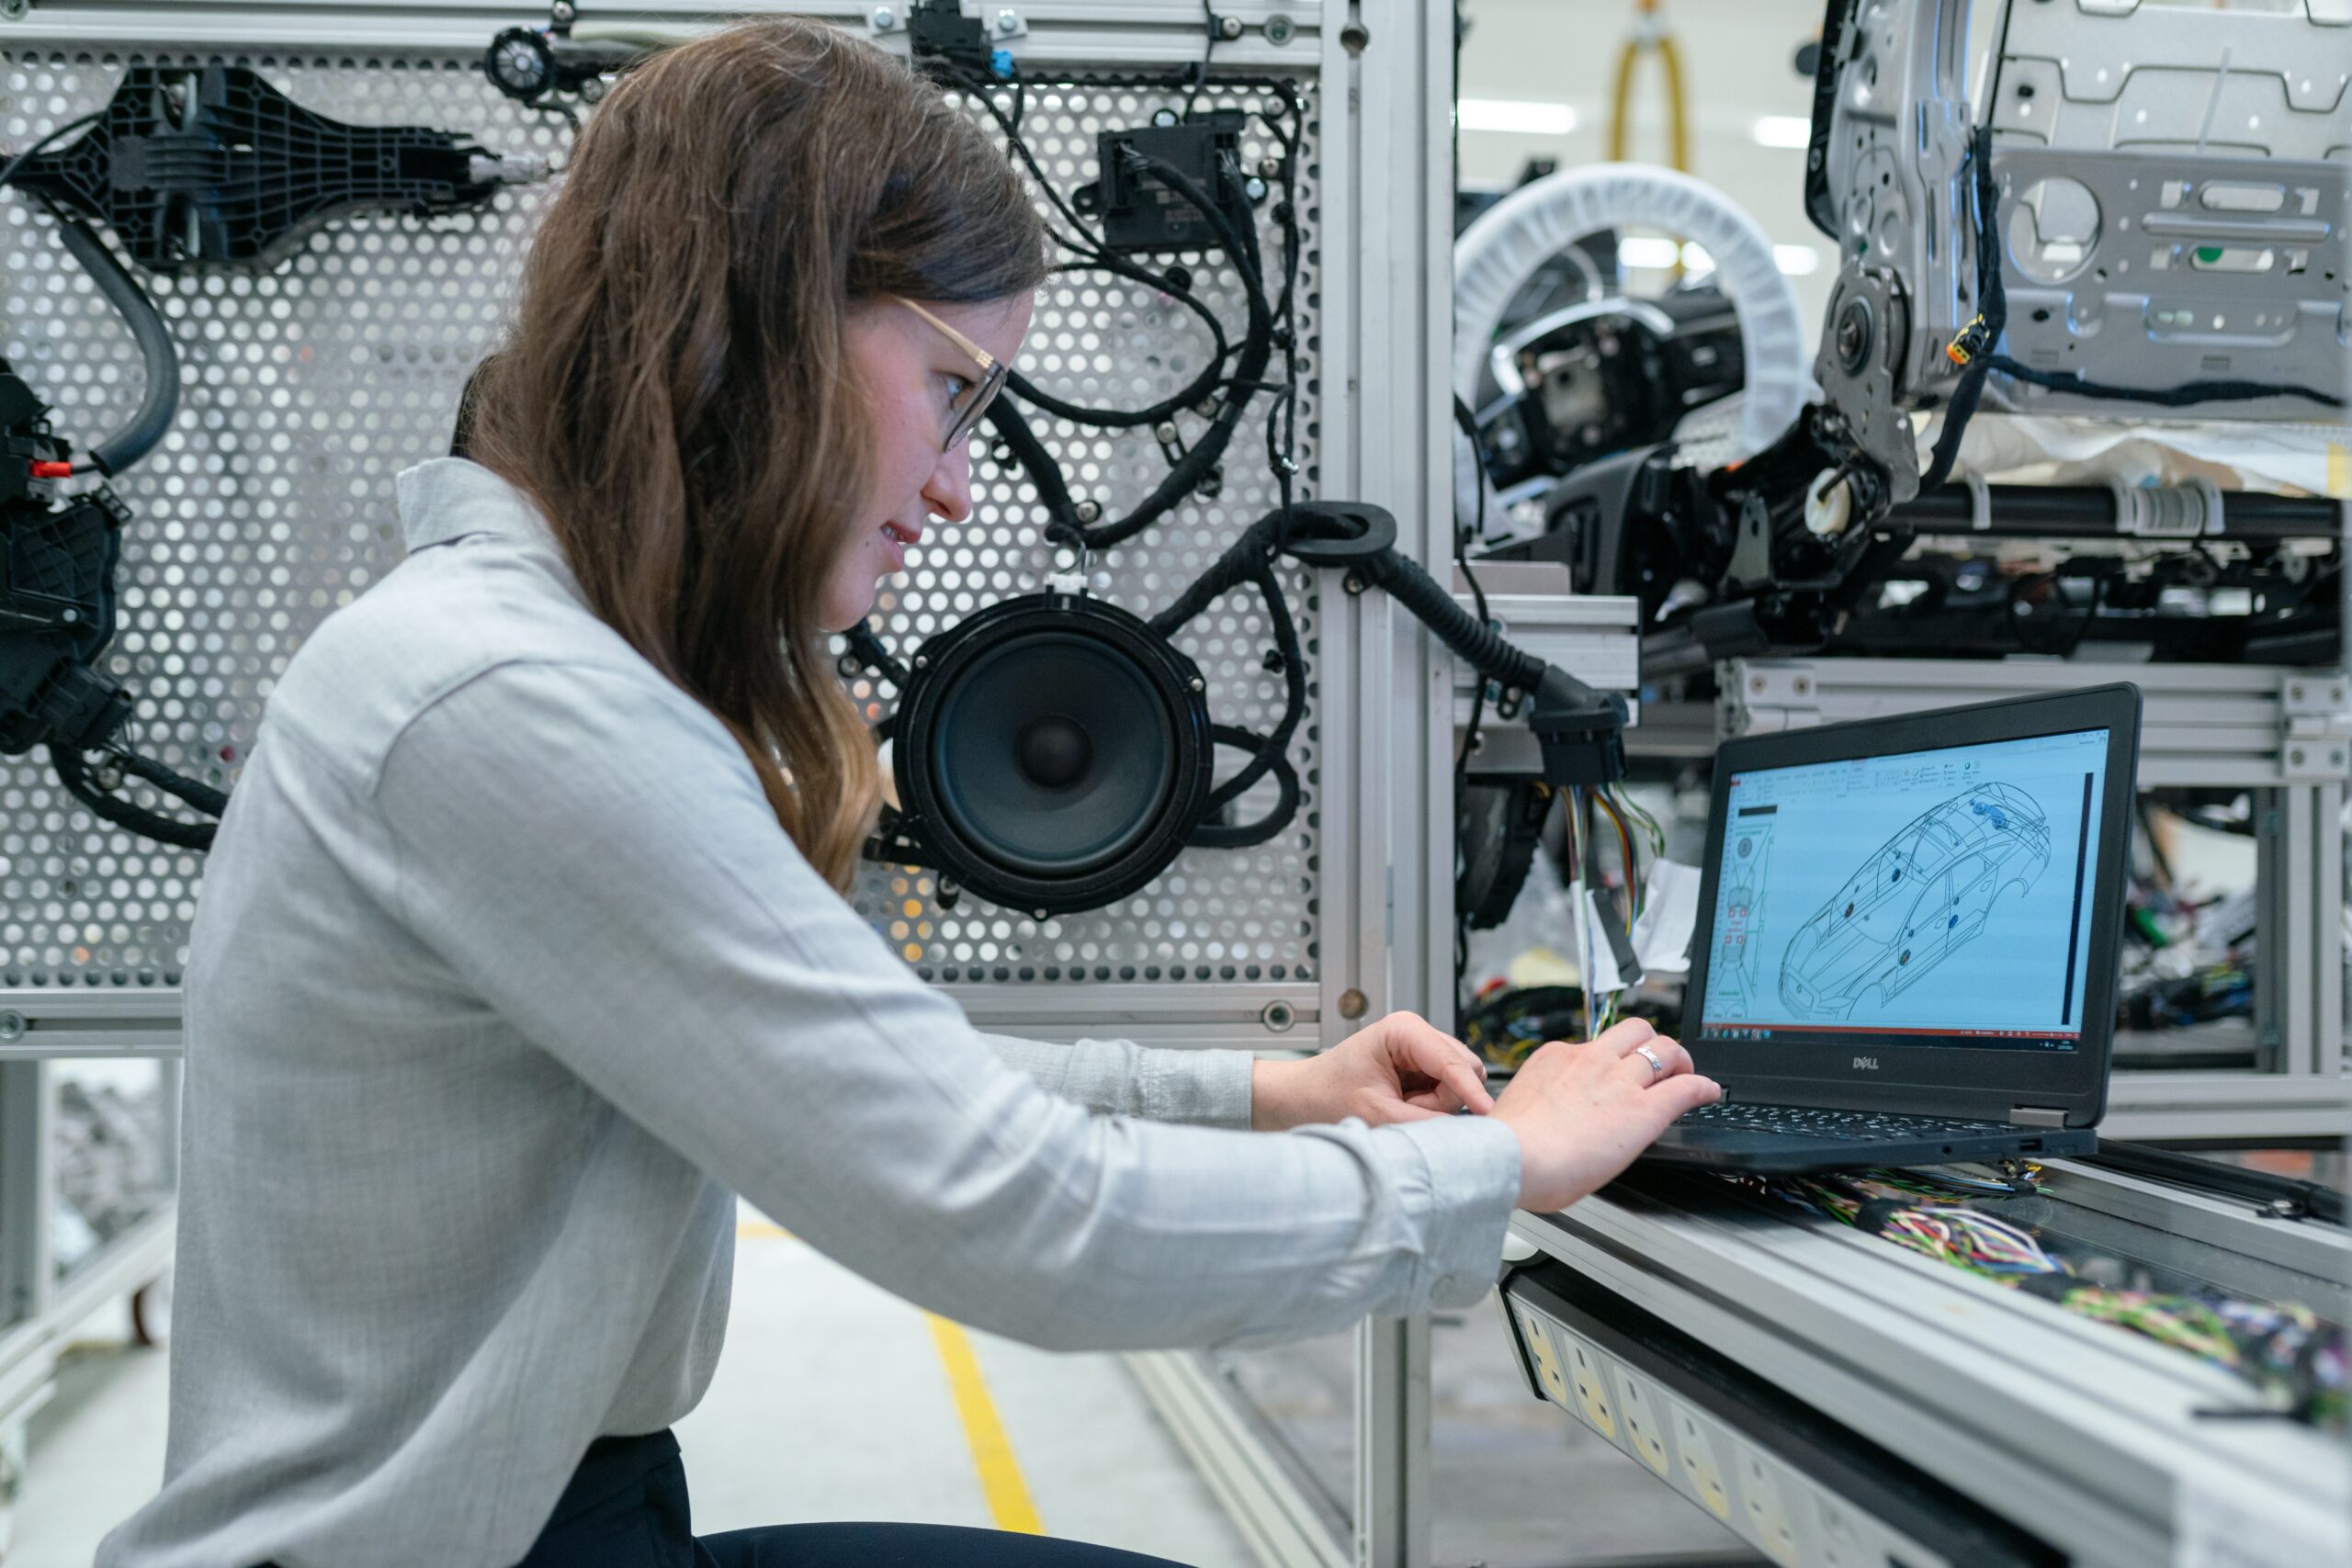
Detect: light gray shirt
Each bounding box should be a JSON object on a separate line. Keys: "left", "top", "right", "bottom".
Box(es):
{"left": 98, "top": 459, "right": 1522, "bottom": 1568}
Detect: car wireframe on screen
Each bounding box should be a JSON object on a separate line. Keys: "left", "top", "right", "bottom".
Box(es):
{"left": 1778, "top": 784, "right": 2052, "bottom": 1021}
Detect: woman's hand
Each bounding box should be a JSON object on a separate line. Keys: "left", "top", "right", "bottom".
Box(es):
{"left": 1250, "top": 1011, "right": 1497, "bottom": 1131}
{"left": 1491, "top": 1018, "right": 1720, "bottom": 1212}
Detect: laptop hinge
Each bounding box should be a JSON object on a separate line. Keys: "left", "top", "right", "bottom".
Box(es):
{"left": 2008, "top": 1106, "right": 2068, "bottom": 1129}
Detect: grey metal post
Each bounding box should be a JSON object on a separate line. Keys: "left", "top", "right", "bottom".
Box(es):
{"left": 0, "top": 1064, "right": 51, "bottom": 1337}
{"left": 1345, "top": 0, "right": 1452, "bottom": 1563}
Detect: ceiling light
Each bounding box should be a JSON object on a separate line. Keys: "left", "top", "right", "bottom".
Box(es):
{"left": 1458, "top": 98, "right": 1578, "bottom": 136}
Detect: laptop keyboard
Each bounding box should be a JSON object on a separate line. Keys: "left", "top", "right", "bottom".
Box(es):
{"left": 1677, "top": 1101, "right": 2011, "bottom": 1144}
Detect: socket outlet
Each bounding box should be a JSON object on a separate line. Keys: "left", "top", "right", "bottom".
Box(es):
{"left": 1737, "top": 1446, "right": 1804, "bottom": 1567}
{"left": 1606, "top": 1361, "right": 1673, "bottom": 1478}
{"left": 1561, "top": 1332, "right": 1619, "bottom": 1441}
{"left": 1816, "top": 1495, "right": 1867, "bottom": 1568}
{"left": 1516, "top": 1308, "right": 1570, "bottom": 1406}
{"left": 1668, "top": 1397, "right": 1737, "bottom": 1524}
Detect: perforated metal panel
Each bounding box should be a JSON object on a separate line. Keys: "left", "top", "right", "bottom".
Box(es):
{"left": 0, "top": 47, "right": 1321, "bottom": 996}
{"left": 863, "top": 79, "right": 1324, "bottom": 987}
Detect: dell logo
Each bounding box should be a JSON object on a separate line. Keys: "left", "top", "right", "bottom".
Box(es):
{"left": 1852, "top": 1055, "right": 1881, "bottom": 1071}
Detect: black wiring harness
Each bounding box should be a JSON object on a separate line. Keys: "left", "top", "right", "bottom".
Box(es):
{"left": 852, "top": 50, "right": 1316, "bottom": 850}
{"left": 1924, "top": 124, "right": 2344, "bottom": 495}
{"left": 854, "top": 43, "right": 1629, "bottom": 910}
{"left": 1, "top": 132, "right": 221, "bottom": 849}
{"left": 1, "top": 69, "right": 535, "bottom": 852}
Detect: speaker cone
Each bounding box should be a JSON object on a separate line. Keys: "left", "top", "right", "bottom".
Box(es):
{"left": 887, "top": 593, "right": 1213, "bottom": 916}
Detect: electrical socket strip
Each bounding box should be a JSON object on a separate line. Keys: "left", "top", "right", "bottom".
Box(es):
{"left": 1507, "top": 1298, "right": 1957, "bottom": 1568}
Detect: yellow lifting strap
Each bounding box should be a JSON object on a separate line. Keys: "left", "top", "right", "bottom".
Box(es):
{"left": 1608, "top": 0, "right": 1692, "bottom": 173}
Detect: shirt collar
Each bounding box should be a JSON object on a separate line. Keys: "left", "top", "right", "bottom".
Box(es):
{"left": 395, "top": 457, "right": 559, "bottom": 552}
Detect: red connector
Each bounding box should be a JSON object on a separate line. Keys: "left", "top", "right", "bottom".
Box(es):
{"left": 28, "top": 460, "right": 73, "bottom": 479}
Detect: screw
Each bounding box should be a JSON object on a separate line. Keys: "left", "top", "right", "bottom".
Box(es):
{"left": 1793, "top": 677, "right": 1810, "bottom": 694}
{"left": 2291, "top": 683, "right": 2306, "bottom": 701}
{"left": 995, "top": 9, "right": 1021, "bottom": 35}
{"left": 550, "top": 0, "right": 577, "bottom": 20}
{"left": 1188, "top": 675, "right": 1205, "bottom": 692}
{"left": 1218, "top": 14, "right": 1244, "bottom": 39}
{"left": 0, "top": 1011, "right": 24, "bottom": 1043}
{"left": 1263, "top": 14, "right": 1296, "bottom": 45}
{"left": 1258, "top": 156, "right": 1281, "bottom": 178}
{"left": 1338, "top": 987, "right": 1368, "bottom": 1021}
{"left": 2290, "top": 748, "right": 2306, "bottom": 768}
{"left": 1833, "top": 297, "right": 1874, "bottom": 375}
{"left": 869, "top": 6, "right": 898, "bottom": 30}
{"left": 913, "top": 653, "right": 929, "bottom": 669}
{"left": 1073, "top": 499, "right": 1102, "bottom": 524}
{"left": 1151, "top": 107, "right": 1181, "bottom": 128}
{"left": 1751, "top": 675, "right": 1767, "bottom": 692}
{"left": 1035, "top": 908, "right": 1050, "bottom": 920}
{"left": 1343, "top": 572, "right": 1366, "bottom": 595}
{"left": 1152, "top": 421, "right": 1179, "bottom": 445}
{"left": 1261, "top": 999, "right": 1295, "bottom": 1032}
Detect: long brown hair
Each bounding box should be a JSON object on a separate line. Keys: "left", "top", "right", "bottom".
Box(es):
{"left": 467, "top": 18, "right": 1049, "bottom": 887}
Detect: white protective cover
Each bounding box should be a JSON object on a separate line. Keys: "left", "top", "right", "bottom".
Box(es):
{"left": 1453, "top": 162, "right": 1814, "bottom": 461}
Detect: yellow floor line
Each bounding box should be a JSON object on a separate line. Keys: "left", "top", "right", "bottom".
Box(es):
{"left": 736, "top": 1220, "right": 794, "bottom": 1240}
{"left": 924, "top": 1314, "right": 1044, "bottom": 1535}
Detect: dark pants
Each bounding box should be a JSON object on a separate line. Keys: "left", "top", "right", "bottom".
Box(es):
{"left": 513, "top": 1429, "right": 1195, "bottom": 1568}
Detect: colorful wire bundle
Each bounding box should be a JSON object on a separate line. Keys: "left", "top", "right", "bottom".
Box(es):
{"left": 1743, "top": 1168, "right": 2348, "bottom": 1426}
{"left": 1581, "top": 786, "right": 1664, "bottom": 1035}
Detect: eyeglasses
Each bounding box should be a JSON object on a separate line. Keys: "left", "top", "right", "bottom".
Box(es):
{"left": 895, "top": 297, "right": 1009, "bottom": 453}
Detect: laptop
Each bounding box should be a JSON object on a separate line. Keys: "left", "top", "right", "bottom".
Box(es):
{"left": 1640, "top": 683, "right": 2143, "bottom": 1173}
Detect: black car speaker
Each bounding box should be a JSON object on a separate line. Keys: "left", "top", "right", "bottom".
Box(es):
{"left": 881, "top": 592, "right": 1215, "bottom": 917}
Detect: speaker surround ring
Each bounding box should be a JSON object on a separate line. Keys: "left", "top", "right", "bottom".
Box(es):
{"left": 889, "top": 592, "right": 1215, "bottom": 917}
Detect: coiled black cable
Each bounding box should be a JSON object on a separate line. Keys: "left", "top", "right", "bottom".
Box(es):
{"left": 1003, "top": 254, "right": 1232, "bottom": 428}
{"left": 1029, "top": 150, "right": 1276, "bottom": 555}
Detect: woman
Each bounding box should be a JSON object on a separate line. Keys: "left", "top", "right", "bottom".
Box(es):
{"left": 99, "top": 19, "right": 1716, "bottom": 1568}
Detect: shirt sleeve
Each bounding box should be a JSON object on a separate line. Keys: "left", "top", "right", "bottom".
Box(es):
{"left": 977, "top": 1032, "right": 1256, "bottom": 1130}
{"left": 374, "top": 660, "right": 1522, "bottom": 1352}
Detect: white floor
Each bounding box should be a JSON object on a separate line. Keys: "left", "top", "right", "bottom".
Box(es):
{"left": 4, "top": 1206, "right": 1255, "bottom": 1566}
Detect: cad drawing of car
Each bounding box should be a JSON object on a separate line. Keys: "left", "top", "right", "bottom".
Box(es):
{"left": 1778, "top": 784, "right": 2052, "bottom": 1020}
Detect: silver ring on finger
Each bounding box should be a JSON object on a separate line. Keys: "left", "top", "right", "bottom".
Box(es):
{"left": 1634, "top": 1043, "right": 1668, "bottom": 1080}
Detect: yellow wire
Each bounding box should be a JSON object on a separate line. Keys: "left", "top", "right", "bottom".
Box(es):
{"left": 1607, "top": 0, "right": 1694, "bottom": 282}
{"left": 1608, "top": 0, "right": 1692, "bottom": 173}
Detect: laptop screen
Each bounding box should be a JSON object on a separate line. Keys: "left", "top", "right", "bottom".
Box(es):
{"left": 1694, "top": 727, "right": 2111, "bottom": 1054}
